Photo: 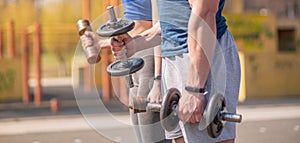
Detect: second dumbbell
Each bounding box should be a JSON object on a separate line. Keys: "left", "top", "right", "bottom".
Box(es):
{"left": 129, "top": 96, "right": 161, "bottom": 113}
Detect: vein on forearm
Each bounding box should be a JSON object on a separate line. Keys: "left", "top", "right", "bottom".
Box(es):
{"left": 186, "top": 0, "right": 218, "bottom": 88}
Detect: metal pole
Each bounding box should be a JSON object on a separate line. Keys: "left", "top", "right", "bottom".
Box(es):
{"left": 101, "top": 1, "right": 112, "bottom": 101}
{"left": 101, "top": 48, "right": 111, "bottom": 101}
{"left": 82, "top": 0, "right": 91, "bottom": 20}
{"left": 22, "top": 29, "right": 30, "bottom": 104}
{"left": 34, "top": 23, "right": 42, "bottom": 106}
{"left": 7, "top": 20, "right": 15, "bottom": 59}
{"left": 111, "top": 0, "right": 119, "bottom": 6}
{"left": 82, "top": 0, "right": 92, "bottom": 93}
{"left": 0, "top": 27, "right": 3, "bottom": 59}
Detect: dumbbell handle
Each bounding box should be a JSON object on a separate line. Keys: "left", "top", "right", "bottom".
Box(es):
{"left": 112, "top": 36, "right": 134, "bottom": 88}
{"left": 147, "top": 103, "right": 178, "bottom": 115}
{"left": 107, "top": 6, "right": 134, "bottom": 88}
{"left": 148, "top": 102, "right": 241, "bottom": 123}
{"left": 76, "top": 19, "right": 101, "bottom": 64}
{"left": 146, "top": 102, "right": 161, "bottom": 112}
{"left": 129, "top": 100, "right": 162, "bottom": 113}
{"left": 221, "top": 112, "right": 242, "bottom": 123}
{"left": 107, "top": 6, "right": 118, "bottom": 23}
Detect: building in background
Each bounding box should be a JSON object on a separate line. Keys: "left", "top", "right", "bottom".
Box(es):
{"left": 225, "top": 0, "right": 300, "bottom": 100}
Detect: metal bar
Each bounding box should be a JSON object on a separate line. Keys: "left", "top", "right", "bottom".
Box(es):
{"left": 111, "top": 0, "right": 119, "bottom": 7}
{"left": 107, "top": 6, "right": 117, "bottom": 23}
{"left": 101, "top": 1, "right": 112, "bottom": 101}
{"left": 21, "top": 29, "right": 30, "bottom": 104}
{"left": 7, "top": 20, "right": 15, "bottom": 59}
{"left": 101, "top": 48, "right": 111, "bottom": 101}
{"left": 33, "top": 23, "right": 42, "bottom": 106}
{"left": 82, "top": 0, "right": 91, "bottom": 20}
{"left": 0, "top": 28, "right": 3, "bottom": 59}
{"left": 147, "top": 103, "right": 161, "bottom": 112}
{"left": 221, "top": 112, "right": 242, "bottom": 123}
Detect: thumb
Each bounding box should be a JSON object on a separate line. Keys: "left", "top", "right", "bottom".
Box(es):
{"left": 115, "top": 47, "right": 127, "bottom": 60}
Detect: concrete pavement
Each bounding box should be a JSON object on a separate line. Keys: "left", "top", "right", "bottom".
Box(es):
{"left": 0, "top": 78, "right": 300, "bottom": 143}
{"left": 1, "top": 103, "right": 300, "bottom": 134}
{"left": 0, "top": 103, "right": 300, "bottom": 143}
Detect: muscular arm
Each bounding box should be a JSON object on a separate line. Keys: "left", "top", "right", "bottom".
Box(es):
{"left": 147, "top": 0, "right": 163, "bottom": 103}
{"left": 178, "top": 0, "right": 219, "bottom": 123}
{"left": 113, "top": 22, "right": 161, "bottom": 58}
{"left": 129, "top": 22, "right": 161, "bottom": 53}
{"left": 186, "top": 0, "right": 218, "bottom": 90}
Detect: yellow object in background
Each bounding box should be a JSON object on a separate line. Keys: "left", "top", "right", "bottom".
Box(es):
{"left": 0, "top": 59, "right": 23, "bottom": 101}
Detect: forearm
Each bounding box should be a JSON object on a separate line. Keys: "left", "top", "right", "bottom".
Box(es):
{"left": 127, "top": 22, "right": 161, "bottom": 53}
{"left": 154, "top": 46, "right": 162, "bottom": 77}
{"left": 129, "top": 20, "right": 153, "bottom": 36}
{"left": 186, "top": 0, "right": 218, "bottom": 88}
{"left": 98, "top": 39, "right": 110, "bottom": 49}
{"left": 152, "top": 0, "right": 162, "bottom": 77}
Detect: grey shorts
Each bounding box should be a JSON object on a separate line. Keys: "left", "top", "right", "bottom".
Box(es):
{"left": 129, "top": 49, "right": 172, "bottom": 143}
{"left": 161, "top": 30, "right": 241, "bottom": 142}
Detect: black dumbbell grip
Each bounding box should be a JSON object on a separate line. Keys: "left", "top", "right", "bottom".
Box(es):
{"left": 221, "top": 112, "right": 242, "bottom": 123}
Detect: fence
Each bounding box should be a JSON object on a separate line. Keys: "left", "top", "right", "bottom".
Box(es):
{"left": 0, "top": 20, "right": 42, "bottom": 106}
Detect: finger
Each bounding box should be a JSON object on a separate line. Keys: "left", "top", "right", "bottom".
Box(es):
{"left": 181, "top": 109, "right": 189, "bottom": 122}
{"left": 178, "top": 103, "right": 187, "bottom": 122}
{"left": 111, "top": 46, "right": 123, "bottom": 52}
{"left": 115, "top": 48, "right": 127, "bottom": 60}
{"left": 110, "top": 38, "right": 124, "bottom": 46}
{"left": 80, "top": 36, "right": 92, "bottom": 47}
{"left": 154, "top": 94, "right": 162, "bottom": 104}
{"left": 149, "top": 97, "right": 156, "bottom": 103}
{"left": 155, "top": 97, "right": 159, "bottom": 104}
{"left": 193, "top": 108, "right": 201, "bottom": 123}
{"left": 116, "top": 35, "right": 124, "bottom": 41}
{"left": 158, "top": 96, "right": 162, "bottom": 104}
{"left": 112, "top": 37, "right": 126, "bottom": 46}
{"left": 111, "top": 39, "right": 124, "bottom": 47}
{"left": 84, "top": 31, "right": 93, "bottom": 37}
{"left": 194, "top": 108, "right": 202, "bottom": 122}
{"left": 188, "top": 115, "right": 194, "bottom": 123}
{"left": 146, "top": 95, "right": 151, "bottom": 102}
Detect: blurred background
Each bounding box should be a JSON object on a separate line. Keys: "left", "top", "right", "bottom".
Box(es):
{"left": 0, "top": 0, "right": 299, "bottom": 143}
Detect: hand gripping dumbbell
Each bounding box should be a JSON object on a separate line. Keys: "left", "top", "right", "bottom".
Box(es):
{"left": 96, "top": 6, "right": 144, "bottom": 88}
{"left": 129, "top": 88, "right": 242, "bottom": 138}
{"left": 76, "top": 19, "right": 101, "bottom": 64}
{"left": 162, "top": 89, "right": 243, "bottom": 138}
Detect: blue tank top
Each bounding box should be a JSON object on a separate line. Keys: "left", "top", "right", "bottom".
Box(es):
{"left": 157, "top": 0, "right": 227, "bottom": 57}
{"left": 122, "top": 0, "right": 152, "bottom": 21}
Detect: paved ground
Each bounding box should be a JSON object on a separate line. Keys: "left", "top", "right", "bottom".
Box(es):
{"left": 0, "top": 104, "right": 299, "bottom": 143}
{"left": 0, "top": 78, "right": 299, "bottom": 143}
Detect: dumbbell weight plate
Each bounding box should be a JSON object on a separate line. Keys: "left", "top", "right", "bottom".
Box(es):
{"left": 206, "top": 93, "right": 226, "bottom": 138}
{"left": 106, "top": 58, "right": 144, "bottom": 76}
{"left": 160, "top": 88, "right": 181, "bottom": 131}
{"left": 96, "top": 18, "right": 135, "bottom": 37}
